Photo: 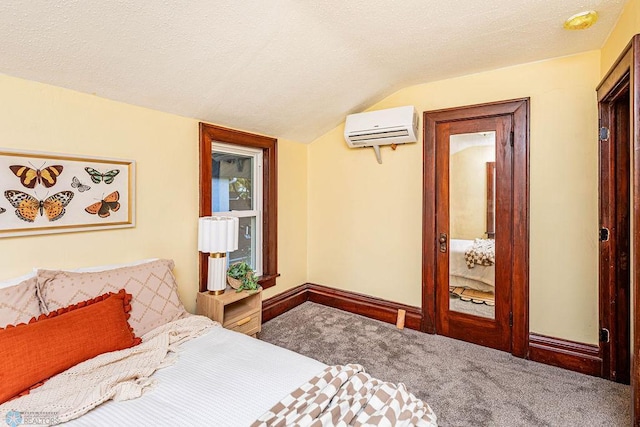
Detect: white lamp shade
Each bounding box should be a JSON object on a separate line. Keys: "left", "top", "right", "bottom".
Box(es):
{"left": 198, "top": 216, "right": 239, "bottom": 253}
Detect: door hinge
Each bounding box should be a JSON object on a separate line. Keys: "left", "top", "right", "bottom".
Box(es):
{"left": 510, "top": 131, "right": 514, "bottom": 147}
{"left": 600, "top": 328, "right": 610, "bottom": 343}
{"left": 599, "top": 127, "right": 610, "bottom": 141}
{"left": 599, "top": 227, "right": 610, "bottom": 242}
{"left": 509, "top": 312, "right": 513, "bottom": 327}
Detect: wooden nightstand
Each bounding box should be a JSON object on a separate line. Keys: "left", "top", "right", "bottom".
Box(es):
{"left": 196, "top": 287, "right": 262, "bottom": 337}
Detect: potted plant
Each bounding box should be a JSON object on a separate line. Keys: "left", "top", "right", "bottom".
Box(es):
{"left": 226, "top": 262, "right": 259, "bottom": 292}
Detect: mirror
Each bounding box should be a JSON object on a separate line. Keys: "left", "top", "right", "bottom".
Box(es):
{"left": 448, "top": 131, "right": 496, "bottom": 319}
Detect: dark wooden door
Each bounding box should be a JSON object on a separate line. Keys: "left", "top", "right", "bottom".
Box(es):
{"left": 422, "top": 98, "right": 529, "bottom": 358}
{"left": 598, "top": 70, "right": 631, "bottom": 385}
{"left": 434, "top": 116, "right": 513, "bottom": 352}
{"left": 594, "top": 34, "right": 640, "bottom": 422}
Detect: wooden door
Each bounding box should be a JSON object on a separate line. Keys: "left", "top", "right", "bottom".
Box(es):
{"left": 422, "top": 98, "right": 529, "bottom": 357}
{"left": 595, "top": 34, "right": 640, "bottom": 423}
{"left": 597, "top": 60, "right": 631, "bottom": 385}
{"left": 434, "top": 116, "right": 512, "bottom": 351}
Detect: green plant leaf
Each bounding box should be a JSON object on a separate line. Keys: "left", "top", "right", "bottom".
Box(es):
{"left": 227, "top": 261, "right": 259, "bottom": 291}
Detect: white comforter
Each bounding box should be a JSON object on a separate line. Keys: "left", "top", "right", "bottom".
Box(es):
{"left": 3, "top": 316, "right": 326, "bottom": 426}
{"left": 69, "top": 319, "right": 326, "bottom": 426}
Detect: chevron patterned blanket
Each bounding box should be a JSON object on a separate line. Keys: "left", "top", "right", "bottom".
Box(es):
{"left": 464, "top": 238, "right": 495, "bottom": 269}
{"left": 252, "top": 364, "right": 437, "bottom": 427}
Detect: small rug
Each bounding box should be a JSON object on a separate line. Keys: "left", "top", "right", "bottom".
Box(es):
{"left": 449, "top": 287, "right": 495, "bottom": 306}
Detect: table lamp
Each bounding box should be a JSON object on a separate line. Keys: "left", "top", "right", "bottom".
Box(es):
{"left": 198, "top": 216, "right": 239, "bottom": 294}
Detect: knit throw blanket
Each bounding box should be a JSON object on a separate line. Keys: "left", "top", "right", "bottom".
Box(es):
{"left": 464, "top": 238, "right": 495, "bottom": 268}
{"left": 0, "top": 315, "right": 216, "bottom": 425}
{"left": 252, "top": 364, "right": 438, "bottom": 427}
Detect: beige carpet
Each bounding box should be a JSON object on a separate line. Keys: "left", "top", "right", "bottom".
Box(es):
{"left": 260, "top": 302, "right": 631, "bottom": 426}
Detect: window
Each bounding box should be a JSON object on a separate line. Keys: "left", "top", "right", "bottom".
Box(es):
{"left": 212, "top": 143, "right": 263, "bottom": 273}
{"left": 199, "top": 123, "right": 278, "bottom": 292}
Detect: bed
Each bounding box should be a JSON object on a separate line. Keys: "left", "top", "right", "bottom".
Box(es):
{"left": 0, "top": 259, "right": 437, "bottom": 426}
{"left": 63, "top": 322, "right": 327, "bottom": 426}
{"left": 449, "top": 238, "right": 495, "bottom": 293}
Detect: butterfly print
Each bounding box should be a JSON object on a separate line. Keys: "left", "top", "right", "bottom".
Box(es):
{"left": 85, "top": 191, "right": 120, "bottom": 218}
{"left": 84, "top": 167, "right": 120, "bottom": 184}
{"left": 4, "top": 190, "right": 74, "bottom": 222}
{"left": 71, "top": 176, "right": 91, "bottom": 192}
{"left": 10, "top": 165, "right": 63, "bottom": 189}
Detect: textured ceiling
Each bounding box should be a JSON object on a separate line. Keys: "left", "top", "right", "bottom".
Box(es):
{"left": 0, "top": 1, "right": 627, "bottom": 142}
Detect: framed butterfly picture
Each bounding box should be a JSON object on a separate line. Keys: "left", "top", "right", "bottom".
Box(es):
{"left": 0, "top": 148, "right": 135, "bottom": 238}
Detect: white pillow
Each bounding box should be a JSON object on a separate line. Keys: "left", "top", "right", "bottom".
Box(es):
{"left": 1, "top": 258, "right": 159, "bottom": 290}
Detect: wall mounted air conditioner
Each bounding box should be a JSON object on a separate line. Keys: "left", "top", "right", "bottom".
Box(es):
{"left": 344, "top": 105, "right": 418, "bottom": 164}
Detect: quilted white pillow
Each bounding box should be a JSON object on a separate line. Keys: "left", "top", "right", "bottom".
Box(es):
{"left": 36, "top": 259, "right": 187, "bottom": 337}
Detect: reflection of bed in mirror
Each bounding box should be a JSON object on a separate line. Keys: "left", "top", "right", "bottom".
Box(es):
{"left": 449, "top": 238, "right": 494, "bottom": 292}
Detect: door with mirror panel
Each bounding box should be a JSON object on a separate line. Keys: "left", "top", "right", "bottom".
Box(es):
{"left": 423, "top": 99, "right": 529, "bottom": 356}
{"left": 435, "top": 117, "right": 512, "bottom": 352}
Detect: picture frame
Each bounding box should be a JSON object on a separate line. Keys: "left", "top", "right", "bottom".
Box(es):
{"left": 0, "top": 148, "right": 135, "bottom": 238}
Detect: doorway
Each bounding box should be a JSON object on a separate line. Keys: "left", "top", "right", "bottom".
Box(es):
{"left": 597, "top": 52, "right": 632, "bottom": 385}
{"left": 422, "top": 99, "right": 529, "bottom": 357}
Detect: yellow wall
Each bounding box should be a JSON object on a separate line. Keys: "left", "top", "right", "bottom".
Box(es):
{"left": 601, "top": 0, "right": 640, "bottom": 76}
{"left": 0, "top": 73, "right": 307, "bottom": 312}
{"left": 450, "top": 145, "right": 494, "bottom": 240}
{"left": 308, "top": 51, "right": 601, "bottom": 344}
{"left": 264, "top": 138, "right": 308, "bottom": 300}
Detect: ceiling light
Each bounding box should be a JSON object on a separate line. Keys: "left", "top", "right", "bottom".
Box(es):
{"left": 564, "top": 11, "right": 598, "bottom": 30}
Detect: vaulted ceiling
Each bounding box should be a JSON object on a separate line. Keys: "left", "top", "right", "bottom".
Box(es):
{"left": 0, "top": 1, "right": 627, "bottom": 142}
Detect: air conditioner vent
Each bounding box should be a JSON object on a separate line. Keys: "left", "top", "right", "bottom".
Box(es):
{"left": 348, "top": 129, "right": 410, "bottom": 144}
{"left": 343, "top": 106, "right": 418, "bottom": 163}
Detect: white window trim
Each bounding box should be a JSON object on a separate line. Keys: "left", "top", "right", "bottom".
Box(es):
{"left": 212, "top": 142, "right": 263, "bottom": 275}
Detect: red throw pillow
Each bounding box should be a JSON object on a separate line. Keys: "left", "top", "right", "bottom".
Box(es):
{"left": 0, "top": 289, "right": 141, "bottom": 404}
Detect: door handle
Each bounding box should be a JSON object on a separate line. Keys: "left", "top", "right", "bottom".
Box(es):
{"left": 439, "top": 233, "right": 448, "bottom": 253}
